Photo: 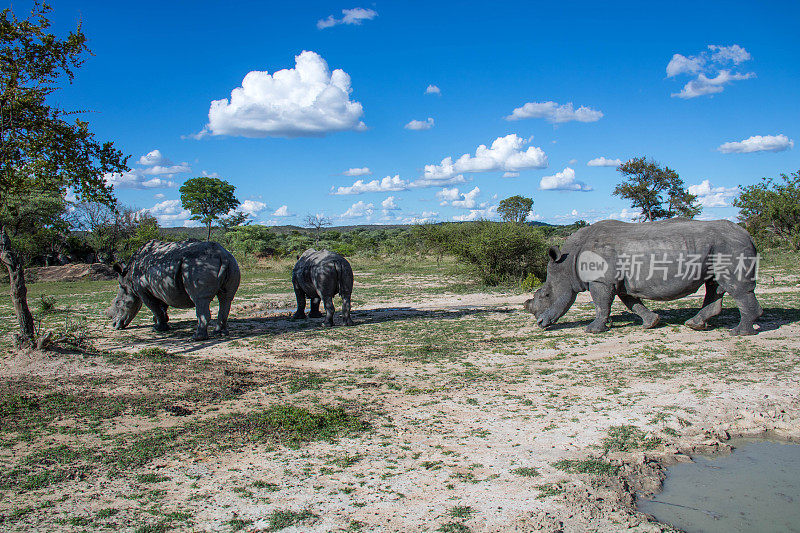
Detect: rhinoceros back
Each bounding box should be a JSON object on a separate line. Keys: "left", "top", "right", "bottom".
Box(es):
{"left": 128, "top": 240, "right": 239, "bottom": 308}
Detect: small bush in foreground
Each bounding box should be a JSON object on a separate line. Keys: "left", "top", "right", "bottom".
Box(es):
{"left": 552, "top": 458, "right": 619, "bottom": 476}
{"left": 601, "top": 425, "right": 661, "bottom": 453}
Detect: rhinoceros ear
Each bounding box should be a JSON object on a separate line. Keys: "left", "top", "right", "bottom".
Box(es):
{"left": 547, "top": 246, "right": 561, "bottom": 262}
{"left": 112, "top": 263, "right": 126, "bottom": 277}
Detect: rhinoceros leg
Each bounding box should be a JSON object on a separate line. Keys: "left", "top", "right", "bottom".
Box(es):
{"left": 685, "top": 279, "right": 724, "bottom": 331}
{"left": 140, "top": 291, "right": 170, "bottom": 332}
{"left": 321, "top": 296, "right": 335, "bottom": 327}
{"left": 341, "top": 293, "right": 354, "bottom": 326}
{"left": 618, "top": 293, "right": 660, "bottom": 329}
{"left": 214, "top": 295, "right": 232, "bottom": 336}
{"left": 292, "top": 283, "right": 307, "bottom": 319}
{"left": 586, "top": 282, "right": 613, "bottom": 333}
{"left": 308, "top": 297, "right": 324, "bottom": 318}
{"left": 192, "top": 299, "right": 211, "bottom": 341}
{"left": 728, "top": 289, "right": 762, "bottom": 336}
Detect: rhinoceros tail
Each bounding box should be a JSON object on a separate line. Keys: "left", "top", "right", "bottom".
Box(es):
{"left": 334, "top": 260, "right": 353, "bottom": 297}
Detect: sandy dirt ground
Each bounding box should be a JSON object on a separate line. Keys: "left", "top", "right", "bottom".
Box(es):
{"left": 1, "top": 263, "right": 799, "bottom": 532}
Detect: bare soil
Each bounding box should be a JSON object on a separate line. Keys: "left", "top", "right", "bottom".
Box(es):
{"left": 1, "top": 260, "right": 798, "bottom": 532}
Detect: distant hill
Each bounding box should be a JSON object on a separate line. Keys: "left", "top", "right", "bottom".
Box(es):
{"left": 159, "top": 220, "right": 556, "bottom": 238}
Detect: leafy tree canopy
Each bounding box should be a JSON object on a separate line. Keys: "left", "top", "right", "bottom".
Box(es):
{"left": 734, "top": 170, "right": 800, "bottom": 250}
{"left": 498, "top": 195, "right": 533, "bottom": 223}
{"left": 179, "top": 177, "right": 240, "bottom": 240}
{"left": 613, "top": 157, "right": 701, "bottom": 221}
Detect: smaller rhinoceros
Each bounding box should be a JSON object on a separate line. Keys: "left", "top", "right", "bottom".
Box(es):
{"left": 292, "top": 249, "right": 354, "bottom": 327}
{"left": 107, "top": 240, "right": 240, "bottom": 340}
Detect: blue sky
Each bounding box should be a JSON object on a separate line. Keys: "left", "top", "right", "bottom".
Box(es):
{"left": 28, "top": 0, "right": 800, "bottom": 227}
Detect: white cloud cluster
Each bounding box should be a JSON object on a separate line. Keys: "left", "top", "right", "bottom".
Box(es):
{"left": 272, "top": 205, "right": 293, "bottom": 217}
{"left": 587, "top": 156, "right": 622, "bottom": 167}
{"left": 502, "top": 171, "right": 519, "bottom": 178}
{"left": 236, "top": 200, "right": 268, "bottom": 217}
{"left": 341, "top": 200, "right": 374, "bottom": 219}
{"left": 452, "top": 205, "right": 498, "bottom": 222}
{"left": 505, "top": 101, "right": 603, "bottom": 123}
{"left": 381, "top": 196, "right": 400, "bottom": 211}
{"left": 425, "top": 84, "right": 441, "bottom": 95}
{"left": 717, "top": 134, "right": 794, "bottom": 154}
{"left": 317, "top": 7, "right": 377, "bottom": 29}
{"left": 667, "top": 45, "right": 754, "bottom": 99}
{"left": 405, "top": 117, "right": 434, "bottom": 130}
{"left": 332, "top": 174, "right": 408, "bottom": 195}
{"left": 539, "top": 167, "right": 592, "bottom": 191}
{"left": 343, "top": 167, "right": 370, "bottom": 176}
{"left": 423, "top": 134, "right": 548, "bottom": 183}
{"left": 143, "top": 199, "right": 197, "bottom": 227}
{"left": 198, "top": 51, "right": 366, "bottom": 138}
{"left": 437, "top": 186, "right": 483, "bottom": 209}
{"left": 688, "top": 180, "right": 739, "bottom": 207}
{"left": 105, "top": 149, "right": 190, "bottom": 189}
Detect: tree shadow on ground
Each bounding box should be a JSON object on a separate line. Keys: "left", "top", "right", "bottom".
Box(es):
{"left": 102, "top": 305, "right": 515, "bottom": 355}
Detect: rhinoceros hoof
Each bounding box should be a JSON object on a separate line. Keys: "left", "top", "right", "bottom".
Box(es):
{"left": 684, "top": 320, "right": 708, "bottom": 331}
{"left": 585, "top": 322, "right": 610, "bottom": 333}
{"left": 214, "top": 327, "right": 229, "bottom": 336}
{"left": 643, "top": 315, "right": 660, "bottom": 329}
{"left": 729, "top": 325, "right": 757, "bottom": 336}
{"left": 344, "top": 319, "right": 355, "bottom": 327}
{"left": 192, "top": 332, "right": 209, "bottom": 341}
{"left": 292, "top": 312, "right": 307, "bottom": 320}
{"left": 154, "top": 323, "right": 170, "bottom": 332}
{"left": 322, "top": 321, "right": 334, "bottom": 328}
{"left": 308, "top": 311, "right": 324, "bottom": 318}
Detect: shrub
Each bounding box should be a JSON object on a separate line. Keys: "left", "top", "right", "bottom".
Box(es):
{"left": 443, "top": 221, "right": 548, "bottom": 285}
{"left": 521, "top": 273, "right": 542, "bottom": 292}
{"left": 735, "top": 170, "right": 800, "bottom": 250}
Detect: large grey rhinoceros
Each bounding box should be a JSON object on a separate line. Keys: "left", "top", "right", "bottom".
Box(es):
{"left": 107, "top": 240, "right": 240, "bottom": 340}
{"left": 292, "top": 249, "right": 354, "bottom": 327}
{"left": 524, "top": 219, "right": 762, "bottom": 335}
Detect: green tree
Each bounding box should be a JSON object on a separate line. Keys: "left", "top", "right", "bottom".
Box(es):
{"left": 734, "top": 170, "right": 800, "bottom": 250}
{"left": 613, "top": 157, "right": 700, "bottom": 221}
{"left": 179, "top": 177, "right": 240, "bottom": 241}
{"left": 498, "top": 195, "right": 534, "bottom": 223}
{"left": 1, "top": 3, "right": 128, "bottom": 344}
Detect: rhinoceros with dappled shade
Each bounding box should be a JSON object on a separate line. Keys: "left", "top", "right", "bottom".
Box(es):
{"left": 292, "top": 249, "right": 354, "bottom": 327}
{"left": 107, "top": 240, "right": 240, "bottom": 340}
{"left": 524, "top": 219, "right": 762, "bottom": 335}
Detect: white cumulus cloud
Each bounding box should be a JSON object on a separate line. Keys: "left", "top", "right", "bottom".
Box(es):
{"left": 539, "top": 167, "right": 592, "bottom": 191}
{"left": 717, "top": 134, "right": 794, "bottom": 154}
{"left": 237, "top": 200, "right": 267, "bottom": 216}
{"left": 332, "top": 175, "right": 409, "bottom": 195}
{"left": 341, "top": 200, "right": 374, "bottom": 219}
{"left": 381, "top": 196, "right": 400, "bottom": 211}
{"left": 425, "top": 84, "right": 441, "bottom": 95}
{"left": 317, "top": 7, "right": 377, "bottom": 29}
{"left": 107, "top": 149, "right": 190, "bottom": 189}
{"left": 343, "top": 167, "right": 370, "bottom": 176}
{"left": 505, "top": 101, "right": 603, "bottom": 123}
{"left": 452, "top": 205, "right": 498, "bottom": 222}
{"left": 502, "top": 171, "right": 520, "bottom": 178}
{"left": 197, "top": 51, "right": 366, "bottom": 138}
{"left": 422, "top": 134, "right": 548, "bottom": 182}
{"left": 587, "top": 156, "right": 622, "bottom": 167}
{"left": 451, "top": 187, "right": 481, "bottom": 209}
{"left": 688, "top": 180, "right": 739, "bottom": 208}
{"left": 667, "top": 45, "right": 754, "bottom": 99}
{"left": 405, "top": 117, "right": 434, "bottom": 130}
{"left": 272, "top": 205, "right": 293, "bottom": 217}
{"left": 142, "top": 199, "right": 197, "bottom": 227}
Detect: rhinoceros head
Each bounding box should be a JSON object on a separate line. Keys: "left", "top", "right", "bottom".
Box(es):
{"left": 107, "top": 263, "right": 142, "bottom": 330}
{"left": 523, "top": 245, "right": 577, "bottom": 329}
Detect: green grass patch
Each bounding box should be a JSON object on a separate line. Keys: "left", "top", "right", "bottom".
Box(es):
{"left": 552, "top": 458, "right": 619, "bottom": 476}
{"left": 511, "top": 466, "right": 539, "bottom": 477}
{"left": 601, "top": 425, "right": 662, "bottom": 453}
